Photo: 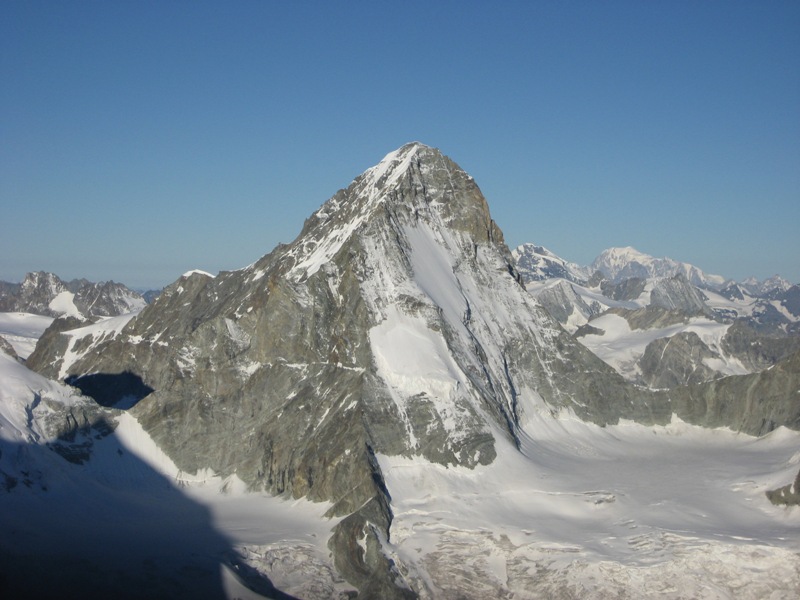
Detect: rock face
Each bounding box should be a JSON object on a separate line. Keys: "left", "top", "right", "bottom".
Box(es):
{"left": 0, "top": 335, "right": 17, "bottom": 359}
{"left": 721, "top": 320, "right": 800, "bottom": 372}
{"left": 767, "top": 467, "right": 800, "bottom": 506}
{"left": 780, "top": 285, "right": 800, "bottom": 319}
{"left": 0, "top": 271, "right": 146, "bottom": 318}
{"left": 534, "top": 280, "right": 601, "bottom": 327}
{"left": 664, "top": 350, "right": 800, "bottom": 435}
{"left": 639, "top": 332, "right": 721, "bottom": 389}
{"left": 72, "top": 280, "right": 148, "bottom": 317}
{"left": 0, "top": 272, "right": 68, "bottom": 315}
{"left": 649, "top": 274, "right": 711, "bottom": 315}
{"left": 600, "top": 277, "right": 646, "bottom": 301}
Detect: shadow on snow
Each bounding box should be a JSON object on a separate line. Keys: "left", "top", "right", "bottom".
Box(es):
{"left": 0, "top": 416, "right": 299, "bottom": 600}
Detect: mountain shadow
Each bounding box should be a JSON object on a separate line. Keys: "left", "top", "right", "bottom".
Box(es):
{"left": 64, "top": 371, "right": 154, "bottom": 409}
{"left": 0, "top": 418, "right": 297, "bottom": 600}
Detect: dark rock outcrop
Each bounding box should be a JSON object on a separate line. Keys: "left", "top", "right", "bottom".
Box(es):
{"left": 664, "top": 350, "right": 800, "bottom": 435}
{"left": 639, "top": 332, "right": 721, "bottom": 389}
{"left": 767, "top": 467, "right": 800, "bottom": 506}
{"left": 600, "top": 277, "right": 646, "bottom": 301}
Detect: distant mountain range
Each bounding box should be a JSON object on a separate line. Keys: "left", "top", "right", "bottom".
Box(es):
{"left": 0, "top": 271, "right": 149, "bottom": 319}
{"left": 514, "top": 242, "right": 800, "bottom": 390}
{"left": 513, "top": 243, "right": 793, "bottom": 292}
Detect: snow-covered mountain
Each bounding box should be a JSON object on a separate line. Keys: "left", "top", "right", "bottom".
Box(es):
{"left": 512, "top": 243, "right": 591, "bottom": 284}
{"left": 591, "top": 246, "right": 728, "bottom": 289}
{"left": 29, "top": 143, "right": 664, "bottom": 597}
{"left": 515, "top": 243, "right": 795, "bottom": 300}
{"left": 6, "top": 316, "right": 800, "bottom": 599}
{"left": 0, "top": 271, "right": 146, "bottom": 319}
{"left": 741, "top": 274, "right": 794, "bottom": 298}
{"left": 6, "top": 143, "right": 800, "bottom": 598}
{"left": 517, "top": 241, "right": 800, "bottom": 389}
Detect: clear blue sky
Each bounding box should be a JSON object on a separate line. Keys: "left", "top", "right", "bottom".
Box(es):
{"left": 2, "top": 1, "right": 798, "bottom": 289}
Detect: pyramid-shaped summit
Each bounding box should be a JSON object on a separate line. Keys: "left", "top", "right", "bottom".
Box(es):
{"left": 29, "top": 143, "right": 665, "bottom": 598}
{"left": 276, "top": 141, "right": 499, "bottom": 283}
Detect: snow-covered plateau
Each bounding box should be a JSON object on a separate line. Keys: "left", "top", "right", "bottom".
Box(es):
{"left": 0, "top": 312, "right": 53, "bottom": 359}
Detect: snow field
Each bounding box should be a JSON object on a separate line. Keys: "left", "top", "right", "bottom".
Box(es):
{"left": 378, "top": 414, "right": 800, "bottom": 599}
{"left": 0, "top": 311, "right": 54, "bottom": 359}
{"left": 579, "top": 312, "right": 748, "bottom": 381}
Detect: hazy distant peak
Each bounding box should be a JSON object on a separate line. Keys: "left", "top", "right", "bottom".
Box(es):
{"left": 592, "top": 246, "right": 726, "bottom": 289}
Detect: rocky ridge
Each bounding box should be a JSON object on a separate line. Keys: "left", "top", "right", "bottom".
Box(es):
{"left": 512, "top": 243, "right": 590, "bottom": 284}
{"left": 0, "top": 271, "right": 147, "bottom": 319}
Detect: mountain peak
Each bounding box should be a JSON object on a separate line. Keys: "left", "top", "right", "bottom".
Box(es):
{"left": 358, "top": 142, "right": 448, "bottom": 195}
{"left": 513, "top": 243, "right": 590, "bottom": 284}
{"left": 592, "top": 247, "right": 726, "bottom": 288}
{"left": 280, "top": 143, "right": 488, "bottom": 281}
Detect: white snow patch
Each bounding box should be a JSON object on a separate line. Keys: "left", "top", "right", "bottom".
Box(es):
{"left": 370, "top": 305, "right": 472, "bottom": 442}
{"left": 579, "top": 313, "right": 747, "bottom": 381}
{"left": 404, "top": 223, "right": 468, "bottom": 327}
{"left": 48, "top": 290, "right": 83, "bottom": 318}
{"left": 182, "top": 269, "right": 215, "bottom": 278}
{"left": 237, "top": 361, "right": 262, "bottom": 378}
